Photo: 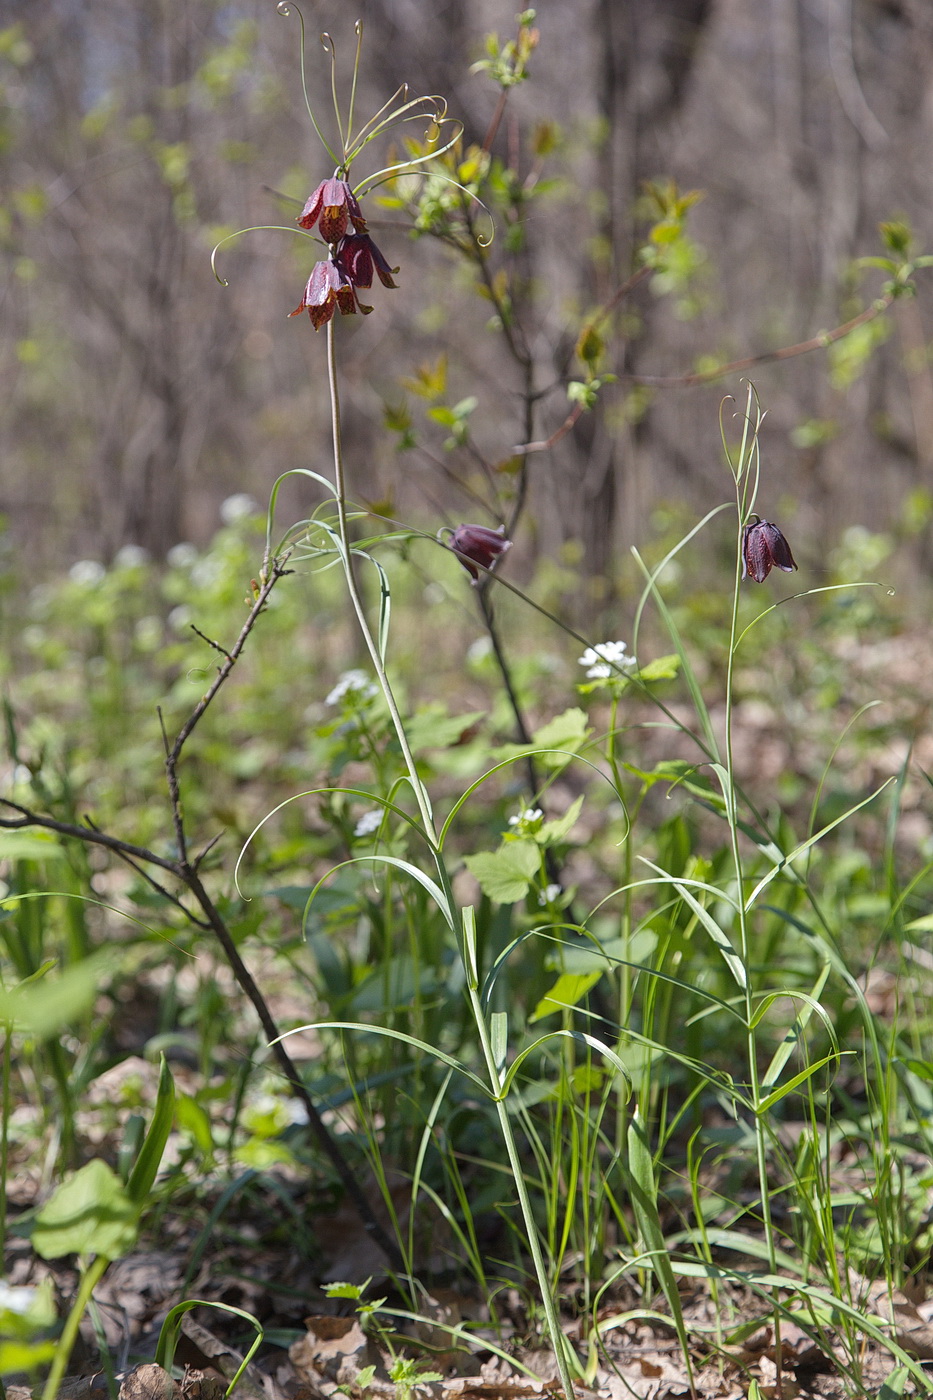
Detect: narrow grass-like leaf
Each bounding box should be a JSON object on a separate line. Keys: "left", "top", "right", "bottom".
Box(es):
{"left": 754, "top": 1052, "right": 842, "bottom": 1114}
{"left": 673, "top": 881, "right": 746, "bottom": 990}
{"left": 276, "top": 1021, "right": 488, "bottom": 1095}
{"left": 745, "top": 776, "right": 895, "bottom": 910}
{"left": 500, "top": 1029, "right": 632, "bottom": 1100}
{"left": 126, "top": 1055, "right": 175, "bottom": 1207}
{"left": 759, "top": 970, "right": 834, "bottom": 1090}
{"left": 632, "top": 534, "right": 726, "bottom": 761}
{"left": 626, "top": 1108, "right": 696, "bottom": 1388}
{"left": 156, "top": 1299, "right": 263, "bottom": 1397}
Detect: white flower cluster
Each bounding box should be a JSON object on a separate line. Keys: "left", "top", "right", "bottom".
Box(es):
{"left": 354, "top": 809, "right": 383, "bottom": 837}
{"left": 325, "top": 669, "right": 378, "bottom": 706}
{"left": 220, "top": 492, "right": 259, "bottom": 525}
{"left": 509, "top": 807, "right": 543, "bottom": 830}
{"left": 0, "top": 1281, "right": 40, "bottom": 1316}
{"left": 578, "top": 640, "right": 636, "bottom": 680}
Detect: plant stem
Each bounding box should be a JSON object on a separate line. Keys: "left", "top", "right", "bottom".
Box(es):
{"left": 466, "top": 976, "right": 577, "bottom": 1400}
{"left": 723, "top": 399, "right": 783, "bottom": 1383}
{"left": 325, "top": 320, "right": 437, "bottom": 844}
{"left": 325, "top": 324, "right": 575, "bottom": 1395}
{"left": 42, "top": 1254, "right": 110, "bottom": 1400}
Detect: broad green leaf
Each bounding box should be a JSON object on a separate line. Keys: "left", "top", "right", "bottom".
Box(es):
{"left": 0, "top": 832, "right": 67, "bottom": 861}
{"left": 405, "top": 706, "right": 486, "bottom": 751}
{"left": 32, "top": 1160, "right": 138, "bottom": 1260}
{"left": 537, "top": 794, "right": 584, "bottom": 845}
{"left": 878, "top": 1365, "right": 909, "bottom": 1400}
{"left": 492, "top": 708, "right": 592, "bottom": 771}
{"left": 0, "top": 952, "right": 110, "bottom": 1038}
{"left": 637, "top": 653, "right": 681, "bottom": 682}
{"left": 0, "top": 1277, "right": 56, "bottom": 1338}
{"left": 463, "top": 841, "right": 539, "bottom": 903}
{"left": 530, "top": 970, "right": 603, "bottom": 1023}
{"left": 897, "top": 1057, "right": 933, "bottom": 1084}
{"left": 532, "top": 707, "right": 590, "bottom": 750}
{"left": 0, "top": 1339, "right": 57, "bottom": 1372}
{"left": 176, "top": 1093, "right": 214, "bottom": 1156}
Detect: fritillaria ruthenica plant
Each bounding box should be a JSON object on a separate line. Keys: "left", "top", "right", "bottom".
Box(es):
{"left": 214, "top": 17, "right": 581, "bottom": 1400}
{"left": 212, "top": 7, "right": 461, "bottom": 331}
{"left": 741, "top": 514, "right": 798, "bottom": 583}
{"left": 447, "top": 522, "right": 512, "bottom": 580}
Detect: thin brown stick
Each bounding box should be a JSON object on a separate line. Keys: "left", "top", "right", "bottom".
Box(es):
{"left": 620, "top": 289, "right": 896, "bottom": 388}
{"left": 515, "top": 281, "right": 895, "bottom": 455}
{"left": 1, "top": 549, "right": 405, "bottom": 1272}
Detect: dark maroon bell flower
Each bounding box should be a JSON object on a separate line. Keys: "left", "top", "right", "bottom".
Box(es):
{"left": 289, "top": 260, "right": 369, "bottom": 331}
{"left": 741, "top": 516, "right": 798, "bottom": 583}
{"left": 449, "top": 523, "right": 512, "bottom": 581}
{"left": 336, "top": 233, "right": 399, "bottom": 290}
{"left": 298, "top": 178, "right": 368, "bottom": 244}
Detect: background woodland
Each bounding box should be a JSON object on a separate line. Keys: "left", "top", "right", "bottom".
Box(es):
{"left": 3, "top": 0, "right": 933, "bottom": 589}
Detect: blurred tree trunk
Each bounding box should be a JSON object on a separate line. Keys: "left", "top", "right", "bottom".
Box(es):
{"left": 577, "top": 0, "right": 713, "bottom": 582}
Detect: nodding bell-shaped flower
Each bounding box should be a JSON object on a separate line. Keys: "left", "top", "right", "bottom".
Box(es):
{"left": 289, "top": 259, "right": 369, "bottom": 331}
{"left": 449, "top": 523, "right": 512, "bottom": 581}
{"left": 298, "top": 178, "right": 368, "bottom": 244}
{"left": 336, "top": 233, "right": 399, "bottom": 291}
{"left": 741, "top": 516, "right": 798, "bottom": 583}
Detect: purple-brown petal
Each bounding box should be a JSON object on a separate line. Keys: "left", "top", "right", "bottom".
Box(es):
{"left": 336, "top": 235, "right": 375, "bottom": 289}
{"left": 297, "top": 181, "right": 327, "bottom": 231}
{"left": 449, "top": 523, "right": 512, "bottom": 580}
{"left": 741, "top": 518, "right": 798, "bottom": 583}
{"left": 763, "top": 522, "right": 797, "bottom": 573}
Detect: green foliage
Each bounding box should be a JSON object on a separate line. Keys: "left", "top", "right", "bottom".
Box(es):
{"left": 3, "top": 13, "right": 933, "bottom": 1397}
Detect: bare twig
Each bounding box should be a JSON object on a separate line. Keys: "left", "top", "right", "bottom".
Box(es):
{"left": 515, "top": 277, "right": 897, "bottom": 456}
{"left": 1, "top": 549, "right": 404, "bottom": 1273}
{"left": 621, "top": 289, "right": 896, "bottom": 389}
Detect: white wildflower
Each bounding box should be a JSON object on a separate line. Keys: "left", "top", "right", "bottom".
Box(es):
{"left": 509, "top": 807, "right": 543, "bottom": 828}
{"left": 114, "top": 544, "right": 149, "bottom": 569}
{"left": 326, "top": 669, "right": 378, "bottom": 706}
{"left": 220, "top": 492, "right": 259, "bottom": 525}
{"left": 0, "top": 1282, "right": 39, "bottom": 1316}
{"left": 354, "top": 809, "right": 383, "bottom": 838}
{"left": 466, "top": 635, "right": 492, "bottom": 665}
{"left": 167, "top": 542, "right": 198, "bottom": 569}
{"left": 539, "top": 883, "right": 562, "bottom": 906}
{"left": 69, "top": 560, "right": 105, "bottom": 586}
{"left": 578, "top": 640, "right": 636, "bottom": 680}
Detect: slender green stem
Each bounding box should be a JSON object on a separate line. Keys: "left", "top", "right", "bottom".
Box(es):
{"left": 324, "top": 323, "right": 575, "bottom": 1397}
{"left": 325, "top": 321, "right": 437, "bottom": 844}
{"left": 466, "top": 980, "right": 577, "bottom": 1400}
{"left": 42, "top": 1254, "right": 110, "bottom": 1400}
{"left": 0, "top": 1026, "right": 9, "bottom": 1261}
{"left": 722, "top": 395, "right": 783, "bottom": 1378}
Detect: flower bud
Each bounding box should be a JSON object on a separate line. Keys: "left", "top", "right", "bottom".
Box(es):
{"left": 449, "top": 523, "right": 512, "bottom": 581}
{"left": 741, "top": 517, "right": 798, "bottom": 583}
